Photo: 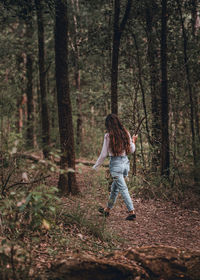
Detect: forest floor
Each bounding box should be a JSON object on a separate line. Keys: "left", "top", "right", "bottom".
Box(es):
{"left": 2, "top": 159, "right": 200, "bottom": 278}
{"left": 68, "top": 163, "right": 200, "bottom": 252}
{"left": 31, "top": 162, "right": 200, "bottom": 276}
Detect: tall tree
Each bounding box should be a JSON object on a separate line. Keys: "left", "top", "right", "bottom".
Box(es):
{"left": 191, "top": 0, "right": 198, "bottom": 37}
{"left": 176, "top": 0, "right": 200, "bottom": 183}
{"left": 70, "top": 0, "right": 83, "bottom": 151}
{"left": 190, "top": 0, "right": 200, "bottom": 146}
{"left": 16, "top": 53, "right": 26, "bottom": 134}
{"left": 25, "top": 8, "right": 36, "bottom": 148}
{"left": 35, "top": 0, "right": 50, "bottom": 158}
{"left": 145, "top": 1, "right": 161, "bottom": 172}
{"left": 55, "top": 0, "right": 79, "bottom": 194}
{"left": 111, "top": 0, "right": 132, "bottom": 114}
{"left": 160, "top": 0, "right": 169, "bottom": 176}
{"left": 132, "top": 32, "right": 151, "bottom": 145}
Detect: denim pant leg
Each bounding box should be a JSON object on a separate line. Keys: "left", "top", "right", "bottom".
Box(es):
{"left": 108, "top": 156, "right": 134, "bottom": 211}
{"left": 107, "top": 180, "right": 119, "bottom": 209}
{"left": 114, "top": 174, "right": 134, "bottom": 211}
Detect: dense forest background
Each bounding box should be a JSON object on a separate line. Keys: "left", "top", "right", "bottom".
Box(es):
{"left": 0, "top": 0, "right": 200, "bottom": 278}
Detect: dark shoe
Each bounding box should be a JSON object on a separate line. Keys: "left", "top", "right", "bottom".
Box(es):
{"left": 125, "top": 214, "right": 136, "bottom": 220}
{"left": 98, "top": 207, "right": 110, "bottom": 217}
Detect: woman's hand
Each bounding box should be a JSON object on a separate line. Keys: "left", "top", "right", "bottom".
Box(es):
{"left": 132, "top": 135, "right": 138, "bottom": 144}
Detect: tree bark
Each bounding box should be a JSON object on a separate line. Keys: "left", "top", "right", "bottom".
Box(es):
{"left": 132, "top": 32, "right": 151, "bottom": 145}
{"left": 160, "top": 0, "right": 169, "bottom": 176}
{"left": 191, "top": 0, "right": 200, "bottom": 145}
{"left": 35, "top": 0, "right": 50, "bottom": 158}
{"left": 16, "top": 94, "right": 27, "bottom": 133}
{"left": 16, "top": 54, "right": 25, "bottom": 134}
{"left": 191, "top": 0, "right": 198, "bottom": 37}
{"left": 25, "top": 15, "right": 36, "bottom": 149}
{"left": 176, "top": 0, "right": 200, "bottom": 183}
{"left": 111, "top": 0, "right": 132, "bottom": 114}
{"left": 145, "top": 3, "right": 161, "bottom": 172}
{"left": 70, "top": 0, "right": 83, "bottom": 151}
{"left": 55, "top": 0, "right": 79, "bottom": 195}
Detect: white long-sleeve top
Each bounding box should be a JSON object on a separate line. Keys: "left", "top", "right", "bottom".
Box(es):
{"left": 93, "top": 133, "right": 135, "bottom": 169}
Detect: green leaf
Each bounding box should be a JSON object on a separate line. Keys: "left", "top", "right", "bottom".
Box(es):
{"left": 19, "top": 193, "right": 32, "bottom": 212}
{"left": 1, "top": 239, "right": 6, "bottom": 246}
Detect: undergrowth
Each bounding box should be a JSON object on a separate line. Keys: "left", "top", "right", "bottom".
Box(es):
{"left": 127, "top": 169, "right": 200, "bottom": 210}
{"left": 0, "top": 163, "right": 121, "bottom": 279}
{"left": 1, "top": 150, "right": 199, "bottom": 279}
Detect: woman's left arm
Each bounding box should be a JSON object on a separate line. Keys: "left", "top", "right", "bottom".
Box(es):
{"left": 92, "top": 133, "right": 109, "bottom": 170}
{"left": 130, "top": 134, "right": 138, "bottom": 153}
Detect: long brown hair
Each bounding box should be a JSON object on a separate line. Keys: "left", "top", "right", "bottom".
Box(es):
{"left": 105, "top": 114, "right": 130, "bottom": 156}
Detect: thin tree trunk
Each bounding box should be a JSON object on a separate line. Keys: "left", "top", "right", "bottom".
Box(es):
{"left": 17, "top": 94, "right": 27, "bottom": 133}
{"left": 35, "top": 0, "right": 50, "bottom": 158}
{"left": 111, "top": 0, "right": 132, "bottom": 114}
{"left": 132, "top": 32, "right": 151, "bottom": 145}
{"left": 191, "top": 0, "right": 198, "bottom": 37}
{"left": 70, "top": 0, "right": 83, "bottom": 150}
{"left": 132, "top": 83, "right": 137, "bottom": 175}
{"left": 160, "top": 0, "right": 169, "bottom": 176}
{"left": 25, "top": 16, "right": 36, "bottom": 149}
{"left": 75, "top": 69, "right": 82, "bottom": 148}
{"left": 51, "top": 88, "right": 57, "bottom": 130}
{"left": 111, "top": 0, "right": 120, "bottom": 115}
{"left": 145, "top": 4, "right": 161, "bottom": 172}
{"left": 16, "top": 54, "right": 25, "bottom": 133}
{"left": 55, "top": 0, "right": 79, "bottom": 195}
{"left": 176, "top": 0, "right": 200, "bottom": 182}
{"left": 191, "top": 0, "right": 200, "bottom": 144}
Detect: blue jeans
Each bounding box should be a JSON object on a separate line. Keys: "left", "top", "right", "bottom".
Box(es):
{"left": 107, "top": 156, "right": 134, "bottom": 212}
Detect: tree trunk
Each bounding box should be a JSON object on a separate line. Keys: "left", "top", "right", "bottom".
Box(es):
{"left": 132, "top": 86, "right": 137, "bottom": 176}
{"left": 35, "top": 0, "right": 50, "bottom": 158}
{"left": 16, "top": 94, "right": 27, "bottom": 133}
{"left": 160, "top": 0, "right": 169, "bottom": 176}
{"left": 75, "top": 68, "right": 82, "bottom": 149}
{"left": 176, "top": 0, "right": 200, "bottom": 183}
{"left": 132, "top": 32, "right": 151, "bottom": 145}
{"left": 191, "top": 0, "right": 198, "bottom": 37}
{"left": 111, "top": 0, "right": 120, "bottom": 115}
{"left": 111, "top": 0, "right": 132, "bottom": 114}
{"left": 191, "top": 0, "right": 200, "bottom": 145}
{"left": 25, "top": 16, "right": 36, "bottom": 149}
{"left": 145, "top": 4, "right": 161, "bottom": 172}
{"left": 16, "top": 54, "right": 25, "bottom": 134}
{"left": 55, "top": 0, "right": 79, "bottom": 195}
{"left": 70, "top": 0, "right": 83, "bottom": 151}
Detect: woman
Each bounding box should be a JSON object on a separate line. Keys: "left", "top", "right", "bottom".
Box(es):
{"left": 93, "top": 114, "right": 137, "bottom": 220}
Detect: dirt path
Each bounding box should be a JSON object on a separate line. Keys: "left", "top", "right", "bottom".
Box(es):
{"left": 106, "top": 199, "right": 200, "bottom": 251}
{"left": 76, "top": 164, "right": 200, "bottom": 252}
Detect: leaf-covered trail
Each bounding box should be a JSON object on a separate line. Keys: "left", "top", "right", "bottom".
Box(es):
{"left": 105, "top": 199, "right": 200, "bottom": 250}
{"left": 75, "top": 163, "right": 200, "bottom": 252}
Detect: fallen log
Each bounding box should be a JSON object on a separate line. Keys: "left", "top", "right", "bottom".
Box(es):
{"left": 14, "top": 153, "right": 109, "bottom": 167}
{"left": 49, "top": 245, "right": 200, "bottom": 280}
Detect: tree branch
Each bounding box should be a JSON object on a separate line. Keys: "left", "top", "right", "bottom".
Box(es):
{"left": 119, "top": 0, "right": 132, "bottom": 34}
